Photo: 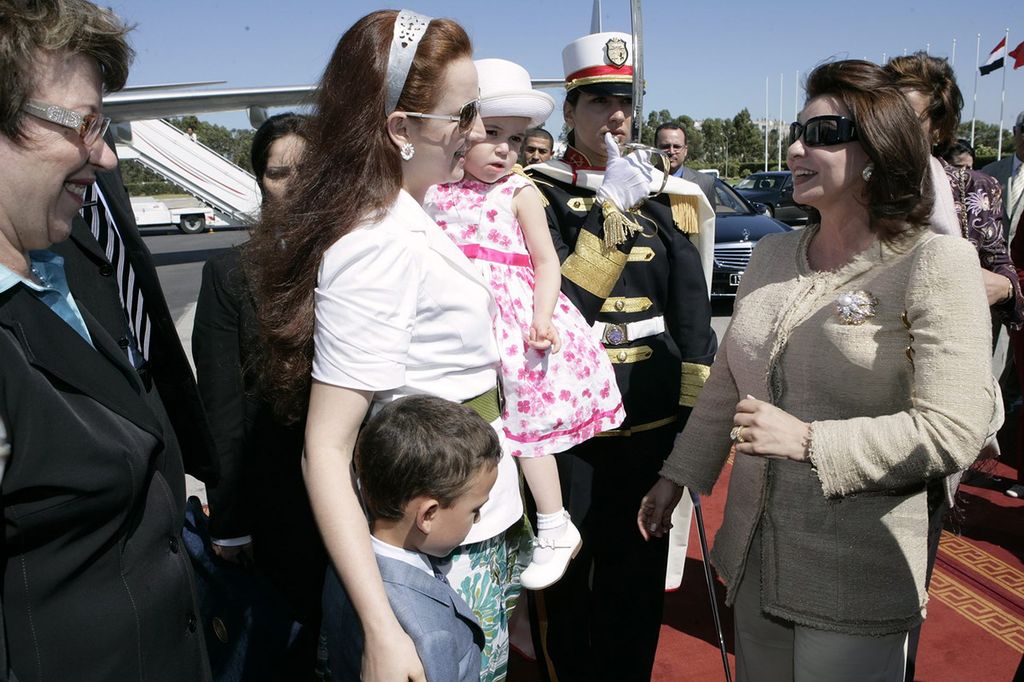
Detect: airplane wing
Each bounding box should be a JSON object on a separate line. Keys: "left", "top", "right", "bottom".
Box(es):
{"left": 104, "top": 85, "right": 315, "bottom": 124}
{"left": 105, "top": 80, "right": 564, "bottom": 125}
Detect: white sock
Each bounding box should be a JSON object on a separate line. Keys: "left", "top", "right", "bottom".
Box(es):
{"left": 536, "top": 509, "right": 568, "bottom": 541}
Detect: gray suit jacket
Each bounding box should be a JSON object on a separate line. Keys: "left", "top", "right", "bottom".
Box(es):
{"left": 981, "top": 155, "right": 1021, "bottom": 238}
{"left": 322, "top": 555, "right": 484, "bottom": 682}
{"left": 675, "top": 165, "right": 717, "bottom": 210}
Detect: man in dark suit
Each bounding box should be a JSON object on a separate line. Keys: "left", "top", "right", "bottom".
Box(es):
{"left": 50, "top": 135, "right": 217, "bottom": 484}
{"left": 656, "top": 122, "right": 717, "bottom": 210}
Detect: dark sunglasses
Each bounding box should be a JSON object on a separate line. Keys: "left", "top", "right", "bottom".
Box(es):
{"left": 403, "top": 98, "right": 480, "bottom": 133}
{"left": 789, "top": 115, "right": 858, "bottom": 147}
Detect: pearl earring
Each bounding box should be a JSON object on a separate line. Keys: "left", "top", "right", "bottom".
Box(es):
{"left": 400, "top": 142, "right": 415, "bottom": 161}
{"left": 862, "top": 164, "right": 874, "bottom": 182}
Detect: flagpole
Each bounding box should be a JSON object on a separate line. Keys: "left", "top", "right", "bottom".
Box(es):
{"left": 794, "top": 70, "right": 800, "bottom": 121}
{"left": 952, "top": 38, "right": 957, "bottom": 67}
{"left": 971, "top": 33, "right": 980, "bottom": 146}
{"left": 998, "top": 27, "right": 1010, "bottom": 161}
{"left": 777, "top": 73, "right": 783, "bottom": 170}
{"left": 764, "top": 76, "right": 769, "bottom": 172}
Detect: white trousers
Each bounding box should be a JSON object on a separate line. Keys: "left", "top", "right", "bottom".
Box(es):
{"left": 734, "top": 530, "right": 908, "bottom": 682}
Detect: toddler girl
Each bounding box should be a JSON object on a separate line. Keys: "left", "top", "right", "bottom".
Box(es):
{"left": 425, "top": 59, "right": 624, "bottom": 589}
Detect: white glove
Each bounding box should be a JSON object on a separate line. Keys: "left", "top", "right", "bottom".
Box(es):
{"left": 596, "top": 132, "right": 654, "bottom": 212}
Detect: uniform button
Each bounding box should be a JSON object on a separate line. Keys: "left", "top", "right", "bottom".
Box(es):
{"left": 187, "top": 613, "right": 198, "bottom": 633}
{"left": 212, "top": 617, "right": 229, "bottom": 643}
{"left": 617, "top": 351, "right": 627, "bottom": 362}
{"left": 168, "top": 536, "right": 179, "bottom": 553}
{"left": 614, "top": 300, "right": 625, "bottom": 311}
{"left": 99, "top": 264, "right": 114, "bottom": 277}
{"left": 117, "top": 336, "right": 130, "bottom": 348}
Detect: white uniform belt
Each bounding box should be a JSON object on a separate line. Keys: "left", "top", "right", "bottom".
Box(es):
{"left": 592, "top": 315, "right": 666, "bottom": 346}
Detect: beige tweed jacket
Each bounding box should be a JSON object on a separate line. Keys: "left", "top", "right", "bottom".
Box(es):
{"left": 660, "top": 224, "right": 997, "bottom": 635}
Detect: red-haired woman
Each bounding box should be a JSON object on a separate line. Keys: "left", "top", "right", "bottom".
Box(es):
{"left": 246, "top": 10, "right": 524, "bottom": 682}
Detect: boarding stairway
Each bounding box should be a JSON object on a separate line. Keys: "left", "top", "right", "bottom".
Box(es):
{"left": 113, "top": 119, "right": 261, "bottom": 225}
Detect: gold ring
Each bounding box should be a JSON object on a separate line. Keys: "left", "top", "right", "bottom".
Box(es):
{"left": 730, "top": 425, "right": 746, "bottom": 444}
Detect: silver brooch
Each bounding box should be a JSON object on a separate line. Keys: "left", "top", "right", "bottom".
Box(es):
{"left": 834, "top": 290, "right": 878, "bottom": 325}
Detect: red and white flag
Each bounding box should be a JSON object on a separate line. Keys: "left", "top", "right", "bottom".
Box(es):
{"left": 1009, "top": 40, "right": 1024, "bottom": 70}
{"left": 980, "top": 37, "right": 1006, "bottom": 75}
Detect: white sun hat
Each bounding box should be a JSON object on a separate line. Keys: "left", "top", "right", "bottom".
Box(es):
{"left": 475, "top": 58, "right": 555, "bottom": 127}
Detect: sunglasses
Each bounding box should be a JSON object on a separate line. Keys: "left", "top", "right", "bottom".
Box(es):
{"left": 789, "top": 115, "right": 858, "bottom": 147}
{"left": 21, "top": 100, "right": 110, "bottom": 146}
{"left": 403, "top": 98, "right": 480, "bottom": 133}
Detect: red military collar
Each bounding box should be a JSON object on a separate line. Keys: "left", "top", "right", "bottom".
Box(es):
{"left": 561, "top": 145, "right": 606, "bottom": 172}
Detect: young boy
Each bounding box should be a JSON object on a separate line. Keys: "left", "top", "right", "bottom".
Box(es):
{"left": 321, "top": 395, "right": 501, "bottom": 682}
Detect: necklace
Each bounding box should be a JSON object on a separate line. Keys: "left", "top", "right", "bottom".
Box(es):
{"left": 29, "top": 264, "right": 50, "bottom": 288}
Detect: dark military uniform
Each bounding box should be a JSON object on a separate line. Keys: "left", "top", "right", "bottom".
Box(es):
{"left": 527, "top": 146, "right": 716, "bottom": 682}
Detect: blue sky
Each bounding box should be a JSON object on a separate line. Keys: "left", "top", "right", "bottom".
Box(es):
{"left": 108, "top": 0, "right": 1024, "bottom": 140}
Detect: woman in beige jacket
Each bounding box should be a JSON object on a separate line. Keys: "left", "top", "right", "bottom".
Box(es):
{"left": 639, "top": 60, "right": 997, "bottom": 681}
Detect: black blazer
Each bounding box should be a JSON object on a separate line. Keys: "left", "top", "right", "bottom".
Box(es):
{"left": 192, "top": 249, "right": 325, "bottom": 623}
{"left": 678, "top": 165, "right": 718, "bottom": 211}
{"left": 0, "top": 285, "right": 210, "bottom": 682}
{"left": 49, "top": 157, "right": 217, "bottom": 483}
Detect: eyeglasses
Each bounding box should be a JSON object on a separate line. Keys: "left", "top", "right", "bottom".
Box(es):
{"left": 788, "top": 115, "right": 858, "bottom": 147}
{"left": 657, "top": 143, "right": 686, "bottom": 151}
{"left": 402, "top": 99, "right": 480, "bottom": 133}
{"left": 21, "top": 100, "right": 110, "bottom": 146}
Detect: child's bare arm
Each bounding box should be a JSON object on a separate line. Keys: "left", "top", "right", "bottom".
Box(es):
{"left": 515, "top": 183, "right": 561, "bottom": 352}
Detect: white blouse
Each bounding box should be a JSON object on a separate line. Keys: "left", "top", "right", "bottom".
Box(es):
{"left": 313, "top": 190, "right": 522, "bottom": 542}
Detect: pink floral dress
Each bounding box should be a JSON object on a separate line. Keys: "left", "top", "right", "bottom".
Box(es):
{"left": 425, "top": 173, "right": 624, "bottom": 457}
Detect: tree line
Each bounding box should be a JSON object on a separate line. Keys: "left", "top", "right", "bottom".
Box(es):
{"left": 639, "top": 109, "right": 1018, "bottom": 176}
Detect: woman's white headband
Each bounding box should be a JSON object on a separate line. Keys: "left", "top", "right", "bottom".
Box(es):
{"left": 385, "top": 9, "right": 433, "bottom": 114}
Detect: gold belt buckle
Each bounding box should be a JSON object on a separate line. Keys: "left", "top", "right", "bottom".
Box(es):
{"left": 602, "top": 323, "right": 628, "bottom": 346}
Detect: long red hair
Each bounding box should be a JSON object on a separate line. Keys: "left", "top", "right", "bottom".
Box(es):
{"left": 245, "top": 10, "right": 473, "bottom": 422}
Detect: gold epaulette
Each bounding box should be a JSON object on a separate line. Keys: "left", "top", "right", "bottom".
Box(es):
{"left": 679, "top": 362, "right": 711, "bottom": 407}
{"left": 511, "top": 165, "right": 549, "bottom": 207}
{"left": 669, "top": 194, "right": 700, "bottom": 234}
{"left": 601, "top": 200, "right": 642, "bottom": 248}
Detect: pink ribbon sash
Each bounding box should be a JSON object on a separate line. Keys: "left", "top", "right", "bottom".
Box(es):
{"left": 459, "top": 243, "right": 532, "bottom": 268}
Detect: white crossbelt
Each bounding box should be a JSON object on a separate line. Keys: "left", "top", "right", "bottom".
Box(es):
{"left": 592, "top": 315, "right": 666, "bottom": 346}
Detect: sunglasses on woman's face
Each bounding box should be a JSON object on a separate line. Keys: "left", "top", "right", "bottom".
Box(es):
{"left": 789, "top": 115, "right": 858, "bottom": 147}
{"left": 403, "top": 98, "right": 480, "bottom": 133}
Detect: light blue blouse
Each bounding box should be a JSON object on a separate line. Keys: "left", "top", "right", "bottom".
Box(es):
{"left": 0, "top": 250, "right": 94, "bottom": 347}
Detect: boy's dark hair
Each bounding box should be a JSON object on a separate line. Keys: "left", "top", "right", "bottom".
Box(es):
{"left": 355, "top": 395, "right": 501, "bottom": 521}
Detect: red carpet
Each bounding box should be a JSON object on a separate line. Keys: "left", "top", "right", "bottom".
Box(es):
{"left": 511, "top": 458, "right": 1024, "bottom": 681}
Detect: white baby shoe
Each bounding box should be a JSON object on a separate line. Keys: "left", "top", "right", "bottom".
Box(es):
{"left": 520, "top": 518, "right": 582, "bottom": 590}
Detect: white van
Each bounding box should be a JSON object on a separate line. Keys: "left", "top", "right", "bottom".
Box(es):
{"left": 131, "top": 197, "right": 215, "bottom": 234}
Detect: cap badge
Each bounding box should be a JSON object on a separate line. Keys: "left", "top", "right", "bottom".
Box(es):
{"left": 605, "top": 37, "right": 628, "bottom": 67}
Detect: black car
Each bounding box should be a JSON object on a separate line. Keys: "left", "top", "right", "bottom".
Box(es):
{"left": 733, "top": 171, "right": 810, "bottom": 225}
{"left": 711, "top": 179, "right": 792, "bottom": 299}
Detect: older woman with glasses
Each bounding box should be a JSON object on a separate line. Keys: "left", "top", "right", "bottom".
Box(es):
{"left": 0, "top": 1, "right": 210, "bottom": 680}
{"left": 246, "top": 10, "right": 534, "bottom": 682}
{"left": 640, "top": 60, "right": 997, "bottom": 681}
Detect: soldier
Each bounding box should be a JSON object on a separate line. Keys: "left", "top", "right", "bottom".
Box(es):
{"left": 526, "top": 30, "right": 717, "bottom": 682}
